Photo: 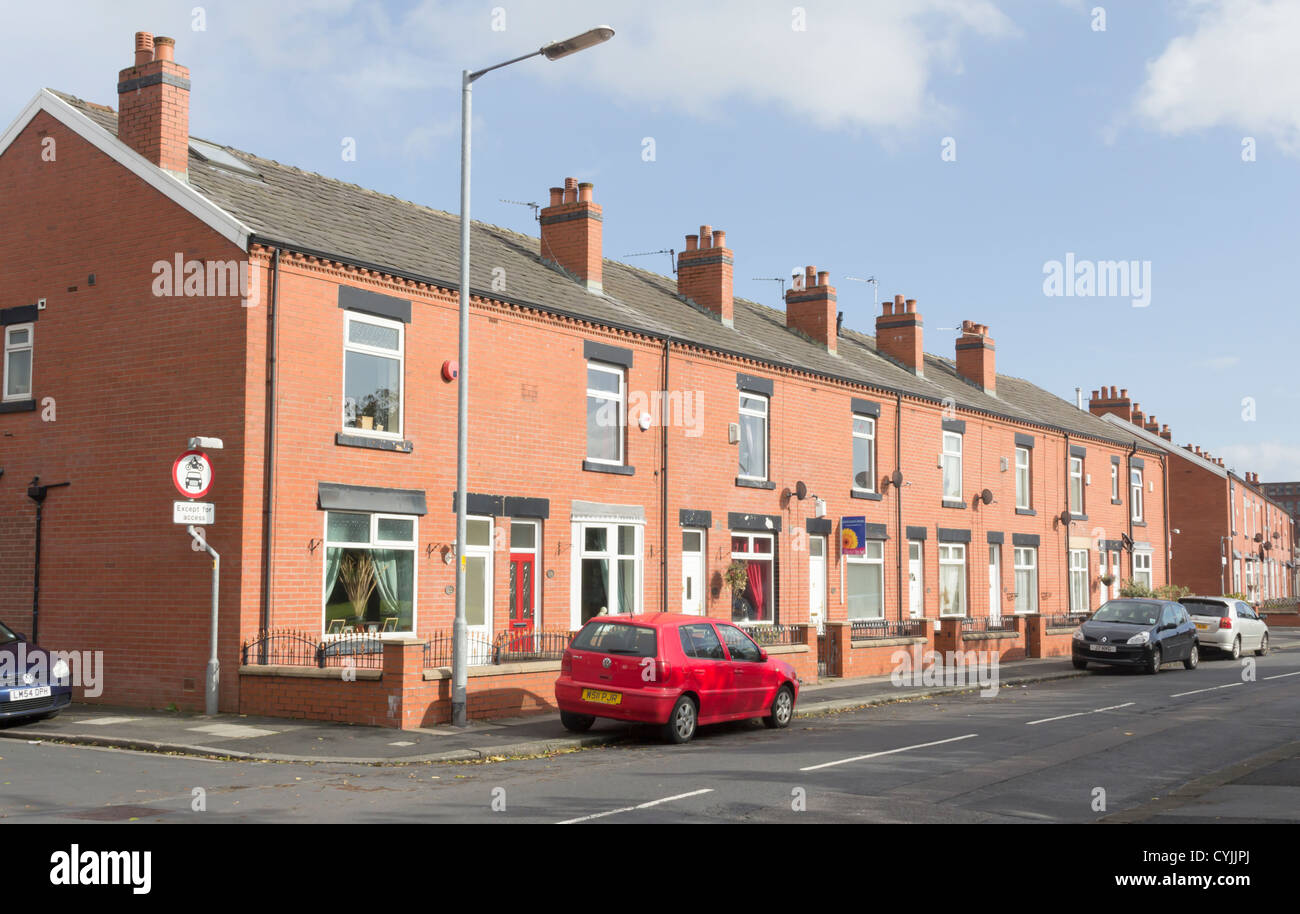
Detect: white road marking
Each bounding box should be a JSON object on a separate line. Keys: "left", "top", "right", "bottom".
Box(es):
{"left": 558, "top": 788, "right": 714, "bottom": 824}
{"left": 1026, "top": 702, "right": 1134, "bottom": 726}
{"left": 184, "top": 723, "right": 280, "bottom": 739}
{"left": 81, "top": 717, "right": 142, "bottom": 726}
{"left": 1169, "top": 683, "right": 1243, "bottom": 698}
{"left": 798, "top": 733, "right": 978, "bottom": 771}
{"left": 388, "top": 741, "right": 416, "bottom": 747}
{"left": 1263, "top": 671, "right": 1300, "bottom": 681}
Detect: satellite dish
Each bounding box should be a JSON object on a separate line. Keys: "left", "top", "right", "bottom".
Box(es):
{"left": 1121, "top": 532, "right": 1134, "bottom": 552}
{"left": 854, "top": 472, "right": 872, "bottom": 489}
{"left": 795, "top": 481, "right": 808, "bottom": 500}
{"left": 1059, "top": 510, "right": 1072, "bottom": 526}
{"left": 980, "top": 489, "right": 994, "bottom": 505}
{"left": 891, "top": 470, "right": 903, "bottom": 488}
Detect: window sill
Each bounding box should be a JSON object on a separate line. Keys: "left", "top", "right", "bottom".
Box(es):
{"left": 0, "top": 399, "right": 36, "bottom": 414}
{"left": 1015, "top": 507, "right": 1037, "bottom": 516}
{"left": 336, "top": 431, "right": 413, "bottom": 453}
{"left": 1111, "top": 499, "right": 1123, "bottom": 505}
{"left": 584, "top": 460, "right": 635, "bottom": 476}
{"left": 1071, "top": 513, "right": 1088, "bottom": 522}
{"left": 851, "top": 490, "right": 882, "bottom": 501}
{"left": 1132, "top": 520, "right": 1147, "bottom": 527}
{"left": 735, "top": 477, "right": 776, "bottom": 490}
{"left": 942, "top": 499, "right": 966, "bottom": 509}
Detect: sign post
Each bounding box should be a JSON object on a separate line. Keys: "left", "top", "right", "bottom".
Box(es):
{"left": 174, "top": 445, "right": 220, "bottom": 715}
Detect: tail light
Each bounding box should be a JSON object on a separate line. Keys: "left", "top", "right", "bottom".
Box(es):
{"left": 1219, "top": 616, "right": 1232, "bottom": 630}
{"left": 561, "top": 650, "right": 572, "bottom": 675}
{"left": 654, "top": 659, "right": 672, "bottom": 684}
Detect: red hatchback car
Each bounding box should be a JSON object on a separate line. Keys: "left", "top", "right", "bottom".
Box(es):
{"left": 555, "top": 613, "right": 800, "bottom": 743}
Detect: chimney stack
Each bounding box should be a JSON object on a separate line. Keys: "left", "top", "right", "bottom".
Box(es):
{"left": 677, "top": 223, "right": 734, "bottom": 327}
{"left": 117, "top": 31, "right": 190, "bottom": 179}
{"left": 875, "top": 294, "right": 924, "bottom": 374}
{"left": 955, "top": 320, "right": 996, "bottom": 394}
{"left": 1088, "top": 385, "right": 1133, "bottom": 421}
{"left": 784, "top": 266, "right": 838, "bottom": 353}
{"left": 539, "top": 177, "right": 603, "bottom": 292}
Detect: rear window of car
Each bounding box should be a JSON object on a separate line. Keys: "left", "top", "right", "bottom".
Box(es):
{"left": 1180, "top": 599, "right": 1230, "bottom": 617}
{"left": 572, "top": 621, "right": 658, "bottom": 657}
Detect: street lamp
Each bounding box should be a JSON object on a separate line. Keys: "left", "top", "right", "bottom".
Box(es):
{"left": 453, "top": 26, "right": 615, "bottom": 727}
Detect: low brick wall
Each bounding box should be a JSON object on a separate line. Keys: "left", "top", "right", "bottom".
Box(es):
{"left": 934, "top": 617, "right": 1025, "bottom": 661}
{"left": 821, "top": 621, "right": 931, "bottom": 678}
{"left": 238, "top": 665, "right": 397, "bottom": 726}
{"left": 766, "top": 625, "right": 818, "bottom": 683}
{"left": 1262, "top": 610, "right": 1300, "bottom": 628}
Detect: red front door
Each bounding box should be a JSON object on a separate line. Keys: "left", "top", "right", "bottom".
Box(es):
{"left": 509, "top": 553, "right": 535, "bottom": 637}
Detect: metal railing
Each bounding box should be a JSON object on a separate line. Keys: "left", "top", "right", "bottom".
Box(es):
{"left": 422, "top": 628, "right": 576, "bottom": 668}
{"left": 240, "top": 629, "right": 385, "bottom": 670}
{"left": 738, "top": 623, "right": 808, "bottom": 647}
{"left": 850, "top": 618, "right": 926, "bottom": 640}
{"left": 960, "top": 616, "right": 1018, "bottom": 633}
{"left": 1043, "top": 612, "right": 1091, "bottom": 628}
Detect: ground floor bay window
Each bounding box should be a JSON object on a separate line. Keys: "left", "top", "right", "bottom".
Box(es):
{"left": 846, "top": 540, "right": 885, "bottom": 619}
{"left": 731, "top": 532, "right": 776, "bottom": 623}
{"left": 323, "top": 511, "right": 417, "bottom": 634}
{"left": 939, "top": 543, "right": 967, "bottom": 616}
{"left": 1014, "top": 546, "right": 1038, "bottom": 614}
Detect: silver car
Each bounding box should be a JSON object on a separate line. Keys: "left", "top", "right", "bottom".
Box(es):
{"left": 1179, "top": 597, "right": 1270, "bottom": 659}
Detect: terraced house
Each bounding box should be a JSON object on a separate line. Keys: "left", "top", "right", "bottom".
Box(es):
{"left": 0, "top": 31, "right": 1171, "bottom": 725}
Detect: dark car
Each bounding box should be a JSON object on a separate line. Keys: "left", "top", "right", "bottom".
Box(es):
{"left": 555, "top": 613, "right": 799, "bottom": 743}
{"left": 1072, "top": 598, "right": 1200, "bottom": 674}
{"left": 0, "top": 620, "right": 73, "bottom": 722}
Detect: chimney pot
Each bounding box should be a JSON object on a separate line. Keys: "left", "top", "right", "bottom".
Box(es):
{"left": 905, "top": 299, "right": 916, "bottom": 314}
{"left": 785, "top": 264, "right": 837, "bottom": 352}
{"left": 883, "top": 301, "right": 894, "bottom": 316}
{"left": 540, "top": 175, "right": 603, "bottom": 289}
{"left": 894, "top": 294, "right": 905, "bottom": 307}
{"left": 134, "top": 31, "right": 155, "bottom": 66}
{"left": 955, "top": 318, "right": 996, "bottom": 392}
{"left": 685, "top": 234, "right": 698, "bottom": 252}
{"left": 699, "top": 226, "right": 712, "bottom": 249}
{"left": 677, "top": 221, "right": 733, "bottom": 325}
{"left": 713, "top": 229, "right": 726, "bottom": 249}
{"left": 549, "top": 187, "right": 563, "bottom": 206}
{"left": 876, "top": 294, "right": 923, "bottom": 374}
{"left": 578, "top": 182, "right": 593, "bottom": 203}
{"left": 817, "top": 270, "right": 829, "bottom": 287}
{"left": 153, "top": 36, "right": 175, "bottom": 62}
{"left": 805, "top": 266, "right": 817, "bottom": 286}
{"left": 1120, "top": 388, "right": 1128, "bottom": 399}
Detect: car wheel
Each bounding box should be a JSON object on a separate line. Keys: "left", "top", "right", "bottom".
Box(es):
{"left": 560, "top": 711, "right": 595, "bottom": 733}
{"left": 662, "top": 695, "right": 697, "bottom": 744}
{"left": 1072, "top": 658, "right": 1089, "bottom": 671}
{"left": 764, "top": 685, "right": 795, "bottom": 729}
{"left": 1229, "top": 637, "right": 1241, "bottom": 660}
{"left": 1145, "top": 646, "right": 1162, "bottom": 675}
{"left": 1256, "top": 633, "right": 1269, "bottom": 657}
{"left": 1183, "top": 643, "right": 1198, "bottom": 670}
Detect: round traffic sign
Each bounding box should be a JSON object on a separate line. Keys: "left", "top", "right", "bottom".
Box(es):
{"left": 173, "top": 449, "right": 214, "bottom": 499}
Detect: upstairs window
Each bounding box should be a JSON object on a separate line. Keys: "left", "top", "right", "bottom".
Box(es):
{"left": 3, "top": 323, "right": 32, "bottom": 401}
{"left": 1110, "top": 463, "right": 1119, "bottom": 502}
{"left": 942, "top": 432, "right": 963, "bottom": 502}
{"left": 342, "top": 313, "right": 403, "bottom": 436}
{"left": 586, "top": 361, "right": 625, "bottom": 464}
{"left": 1015, "top": 446, "right": 1031, "bottom": 509}
{"left": 738, "top": 393, "right": 769, "bottom": 480}
{"left": 1069, "top": 456, "right": 1084, "bottom": 515}
{"left": 1131, "top": 468, "right": 1144, "bottom": 522}
{"left": 852, "top": 414, "right": 876, "bottom": 493}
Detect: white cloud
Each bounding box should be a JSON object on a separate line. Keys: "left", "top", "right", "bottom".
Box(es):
{"left": 1134, "top": 0, "right": 1300, "bottom": 154}
{"left": 1216, "top": 441, "right": 1300, "bottom": 481}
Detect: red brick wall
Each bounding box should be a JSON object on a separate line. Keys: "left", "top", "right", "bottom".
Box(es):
{"left": 1168, "top": 457, "right": 1230, "bottom": 595}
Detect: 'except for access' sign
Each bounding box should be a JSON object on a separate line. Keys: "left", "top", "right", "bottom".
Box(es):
{"left": 174, "top": 501, "right": 215, "bottom": 525}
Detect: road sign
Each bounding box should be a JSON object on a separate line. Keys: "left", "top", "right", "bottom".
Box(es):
{"left": 172, "top": 449, "right": 214, "bottom": 499}
{"left": 174, "top": 501, "right": 215, "bottom": 525}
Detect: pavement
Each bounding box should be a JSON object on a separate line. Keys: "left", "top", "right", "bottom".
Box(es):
{"left": 0, "top": 655, "right": 1092, "bottom": 764}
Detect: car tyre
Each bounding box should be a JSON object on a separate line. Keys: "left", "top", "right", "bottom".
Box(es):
{"left": 1072, "top": 658, "right": 1089, "bottom": 671}
{"left": 662, "top": 695, "right": 697, "bottom": 744}
{"left": 1183, "top": 643, "right": 1198, "bottom": 670}
{"left": 1229, "top": 636, "right": 1241, "bottom": 660}
{"left": 764, "top": 685, "right": 795, "bottom": 729}
{"left": 560, "top": 711, "right": 595, "bottom": 733}
{"left": 1256, "top": 633, "right": 1269, "bottom": 657}
{"left": 1145, "top": 645, "right": 1162, "bottom": 675}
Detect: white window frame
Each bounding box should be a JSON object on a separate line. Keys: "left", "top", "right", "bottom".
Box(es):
{"left": 1070, "top": 456, "right": 1084, "bottom": 516}
{"left": 1015, "top": 446, "right": 1031, "bottom": 509}
{"left": 1014, "top": 546, "right": 1038, "bottom": 614}
{"left": 585, "top": 360, "right": 626, "bottom": 465}
{"left": 852, "top": 414, "right": 876, "bottom": 494}
{"left": 342, "top": 311, "right": 404, "bottom": 439}
{"left": 938, "top": 543, "right": 967, "bottom": 617}
{"left": 738, "top": 392, "right": 769, "bottom": 481}
{"left": 846, "top": 539, "right": 885, "bottom": 620}
{"left": 1069, "top": 548, "right": 1089, "bottom": 613}
{"left": 1133, "top": 551, "right": 1153, "bottom": 589}
{"left": 1110, "top": 463, "right": 1119, "bottom": 502}
{"left": 321, "top": 510, "right": 419, "bottom": 637}
{"left": 731, "top": 531, "right": 777, "bottom": 624}
{"left": 3, "top": 322, "right": 33, "bottom": 402}
{"left": 571, "top": 520, "right": 642, "bottom": 626}
{"left": 1131, "top": 468, "right": 1144, "bottom": 522}
{"left": 942, "top": 431, "right": 963, "bottom": 503}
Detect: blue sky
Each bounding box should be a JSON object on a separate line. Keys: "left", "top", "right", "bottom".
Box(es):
{"left": 4, "top": 0, "right": 1298, "bottom": 478}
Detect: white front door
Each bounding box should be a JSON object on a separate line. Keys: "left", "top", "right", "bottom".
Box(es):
{"left": 908, "top": 541, "right": 924, "bottom": 618}
{"left": 988, "top": 544, "right": 1001, "bottom": 621}
{"left": 462, "top": 517, "right": 494, "bottom": 664}
{"left": 682, "top": 528, "right": 705, "bottom": 614}
{"left": 809, "top": 535, "right": 827, "bottom": 630}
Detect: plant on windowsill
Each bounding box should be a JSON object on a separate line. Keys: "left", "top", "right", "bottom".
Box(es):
{"left": 339, "top": 553, "right": 378, "bottom": 627}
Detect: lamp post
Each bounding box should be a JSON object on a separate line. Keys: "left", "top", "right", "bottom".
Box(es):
{"left": 453, "top": 26, "right": 614, "bottom": 727}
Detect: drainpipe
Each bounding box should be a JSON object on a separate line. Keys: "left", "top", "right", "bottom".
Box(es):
{"left": 26, "top": 478, "right": 71, "bottom": 643}
{"left": 1160, "top": 451, "right": 1170, "bottom": 586}
{"left": 259, "top": 248, "right": 281, "bottom": 644}
{"left": 1126, "top": 439, "right": 1138, "bottom": 582}
{"left": 661, "top": 337, "right": 669, "bottom": 613}
{"left": 1064, "top": 432, "right": 1071, "bottom": 613}
{"left": 896, "top": 393, "right": 904, "bottom": 623}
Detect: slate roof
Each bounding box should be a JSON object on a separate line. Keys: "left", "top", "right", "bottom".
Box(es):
{"left": 51, "top": 89, "right": 1151, "bottom": 450}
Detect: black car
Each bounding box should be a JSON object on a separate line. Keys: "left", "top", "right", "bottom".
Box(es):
{"left": 0, "top": 620, "right": 73, "bottom": 722}
{"left": 1071, "top": 598, "right": 1199, "bottom": 674}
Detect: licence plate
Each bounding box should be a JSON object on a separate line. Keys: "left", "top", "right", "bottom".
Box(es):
{"left": 581, "top": 688, "right": 622, "bottom": 705}
{"left": 8, "top": 686, "right": 51, "bottom": 701}
{"left": 1089, "top": 644, "right": 1117, "bottom": 653}
{"left": 1194, "top": 623, "right": 1209, "bottom": 631}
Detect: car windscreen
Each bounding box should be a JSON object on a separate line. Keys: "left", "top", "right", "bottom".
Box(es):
{"left": 1091, "top": 601, "right": 1162, "bottom": 625}
{"left": 1180, "top": 598, "right": 1229, "bottom": 617}
{"left": 571, "top": 621, "right": 657, "bottom": 657}
{"left": 0, "top": 621, "right": 16, "bottom": 645}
